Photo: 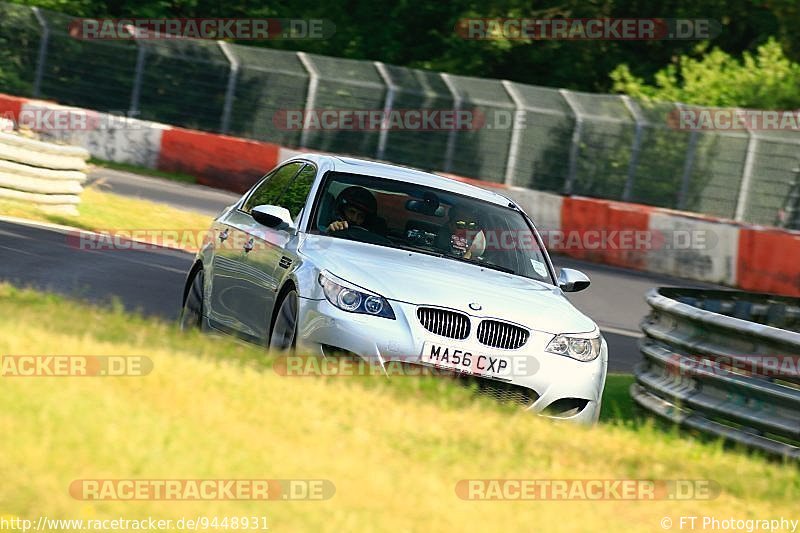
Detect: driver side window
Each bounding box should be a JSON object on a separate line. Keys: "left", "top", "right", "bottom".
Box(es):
{"left": 242, "top": 162, "right": 304, "bottom": 213}
{"left": 281, "top": 164, "right": 317, "bottom": 218}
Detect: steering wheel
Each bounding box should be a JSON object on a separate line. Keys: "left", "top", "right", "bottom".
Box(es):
{"left": 335, "top": 225, "right": 393, "bottom": 245}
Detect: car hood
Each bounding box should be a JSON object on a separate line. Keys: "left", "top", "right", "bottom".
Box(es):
{"left": 299, "top": 235, "right": 596, "bottom": 334}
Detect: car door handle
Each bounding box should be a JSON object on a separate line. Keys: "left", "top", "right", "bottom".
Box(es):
{"left": 243, "top": 237, "right": 254, "bottom": 253}
{"left": 218, "top": 229, "right": 229, "bottom": 242}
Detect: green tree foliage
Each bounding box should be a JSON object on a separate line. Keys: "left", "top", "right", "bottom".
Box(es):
{"left": 611, "top": 38, "right": 800, "bottom": 108}
{"left": 5, "top": 0, "right": 800, "bottom": 95}
{"left": 0, "top": 3, "right": 40, "bottom": 93}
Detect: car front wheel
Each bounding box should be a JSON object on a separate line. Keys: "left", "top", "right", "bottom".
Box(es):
{"left": 179, "top": 268, "right": 205, "bottom": 331}
{"left": 269, "top": 289, "right": 298, "bottom": 351}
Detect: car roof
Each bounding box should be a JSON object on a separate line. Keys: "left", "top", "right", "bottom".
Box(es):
{"left": 289, "top": 153, "right": 513, "bottom": 207}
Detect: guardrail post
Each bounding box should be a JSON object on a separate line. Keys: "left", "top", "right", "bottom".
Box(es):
{"left": 31, "top": 7, "right": 49, "bottom": 98}
{"left": 218, "top": 41, "right": 240, "bottom": 135}
{"left": 559, "top": 89, "right": 582, "bottom": 195}
{"left": 734, "top": 120, "right": 758, "bottom": 222}
{"left": 621, "top": 95, "right": 646, "bottom": 202}
{"left": 440, "top": 73, "right": 461, "bottom": 173}
{"left": 677, "top": 118, "right": 699, "bottom": 211}
{"left": 780, "top": 165, "right": 800, "bottom": 229}
{"left": 296, "top": 52, "right": 319, "bottom": 149}
{"left": 501, "top": 80, "right": 525, "bottom": 186}
{"left": 373, "top": 61, "right": 395, "bottom": 161}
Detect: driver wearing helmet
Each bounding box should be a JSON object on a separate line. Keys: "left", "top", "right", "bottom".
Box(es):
{"left": 436, "top": 204, "right": 485, "bottom": 259}
{"left": 327, "top": 186, "right": 379, "bottom": 233}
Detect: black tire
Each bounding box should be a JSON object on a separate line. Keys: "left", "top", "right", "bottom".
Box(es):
{"left": 269, "top": 288, "right": 298, "bottom": 351}
{"left": 179, "top": 268, "right": 205, "bottom": 331}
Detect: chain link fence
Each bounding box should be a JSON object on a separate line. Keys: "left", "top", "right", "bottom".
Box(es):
{"left": 1, "top": 2, "right": 799, "bottom": 228}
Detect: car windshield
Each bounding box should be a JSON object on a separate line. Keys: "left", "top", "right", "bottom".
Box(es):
{"left": 310, "top": 171, "right": 554, "bottom": 284}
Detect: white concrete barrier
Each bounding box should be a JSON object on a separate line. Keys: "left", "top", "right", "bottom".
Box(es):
{"left": 21, "top": 101, "right": 167, "bottom": 168}
{"left": 505, "top": 186, "right": 563, "bottom": 233}
{"left": 0, "top": 127, "right": 89, "bottom": 215}
{"left": 646, "top": 212, "right": 740, "bottom": 286}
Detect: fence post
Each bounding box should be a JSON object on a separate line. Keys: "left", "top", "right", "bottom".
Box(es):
{"left": 373, "top": 61, "right": 395, "bottom": 161}
{"left": 777, "top": 165, "right": 800, "bottom": 228}
{"left": 440, "top": 73, "right": 461, "bottom": 173}
{"left": 676, "top": 104, "right": 699, "bottom": 210}
{"left": 31, "top": 7, "right": 49, "bottom": 98}
{"left": 621, "top": 95, "right": 646, "bottom": 202}
{"left": 734, "top": 122, "right": 758, "bottom": 222}
{"left": 501, "top": 80, "right": 525, "bottom": 186}
{"left": 296, "top": 52, "right": 319, "bottom": 149}
{"left": 559, "top": 89, "right": 582, "bottom": 195}
{"left": 126, "top": 25, "right": 146, "bottom": 117}
{"left": 218, "top": 41, "right": 239, "bottom": 134}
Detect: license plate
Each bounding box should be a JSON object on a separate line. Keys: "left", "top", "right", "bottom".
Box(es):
{"left": 420, "top": 342, "right": 511, "bottom": 379}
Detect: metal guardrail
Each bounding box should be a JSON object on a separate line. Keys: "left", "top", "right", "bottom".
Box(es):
{"left": 631, "top": 287, "right": 800, "bottom": 460}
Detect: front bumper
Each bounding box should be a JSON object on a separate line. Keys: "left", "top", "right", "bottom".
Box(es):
{"left": 295, "top": 297, "right": 608, "bottom": 424}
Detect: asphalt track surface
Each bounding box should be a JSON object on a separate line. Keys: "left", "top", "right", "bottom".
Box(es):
{"left": 0, "top": 168, "right": 720, "bottom": 372}
{"left": 87, "top": 167, "right": 240, "bottom": 216}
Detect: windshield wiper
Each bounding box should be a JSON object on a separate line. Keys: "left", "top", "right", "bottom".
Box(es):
{"left": 442, "top": 254, "right": 515, "bottom": 275}
{"left": 390, "top": 243, "right": 445, "bottom": 258}
{"left": 386, "top": 243, "right": 515, "bottom": 274}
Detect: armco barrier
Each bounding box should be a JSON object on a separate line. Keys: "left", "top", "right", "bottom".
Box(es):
{"left": 0, "top": 126, "right": 89, "bottom": 215}
{"left": 1, "top": 92, "right": 799, "bottom": 297}
{"left": 632, "top": 287, "right": 800, "bottom": 460}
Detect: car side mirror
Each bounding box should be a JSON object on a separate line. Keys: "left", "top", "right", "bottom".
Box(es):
{"left": 558, "top": 268, "right": 591, "bottom": 292}
{"left": 251, "top": 205, "right": 295, "bottom": 231}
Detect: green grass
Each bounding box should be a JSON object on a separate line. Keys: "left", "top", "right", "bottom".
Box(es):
{"left": 89, "top": 158, "right": 198, "bottom": 184}
{"left": 600, "top": 373, "right": 639, "bottom": 423}
{"left": 0, "top": 284, "right": 797, "bottom": 532}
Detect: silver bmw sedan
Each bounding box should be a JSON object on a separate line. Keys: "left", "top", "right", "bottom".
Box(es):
{"left": 180, "top": 154, "right": 607, "bottom": 423}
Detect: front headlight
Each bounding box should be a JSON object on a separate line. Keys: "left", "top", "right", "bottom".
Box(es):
{"left": 546, "top": 330, "right": 602, "bottom": 362}
{"left": 318, "top": 270, "right": 396, "bottom": 320}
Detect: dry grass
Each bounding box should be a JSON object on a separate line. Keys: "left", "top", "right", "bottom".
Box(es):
{"left": 0, "top": 187, "right": 212, "bottom": 237}
{"left": 0, "top": 284, "right": 797, "bottom": 532}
